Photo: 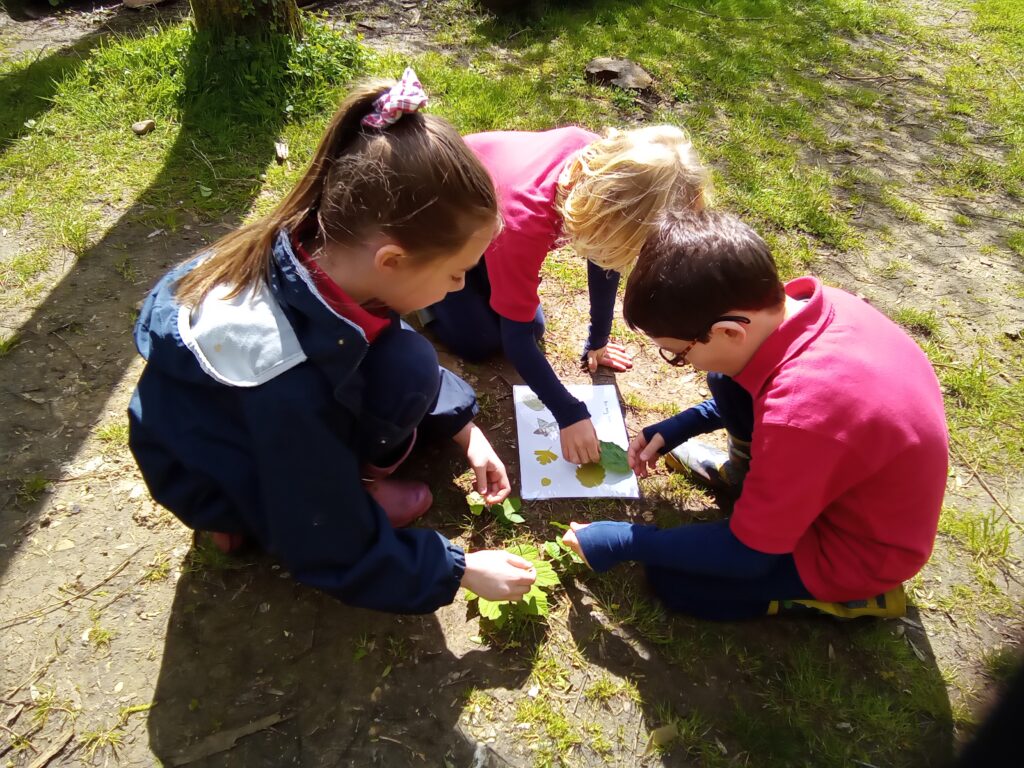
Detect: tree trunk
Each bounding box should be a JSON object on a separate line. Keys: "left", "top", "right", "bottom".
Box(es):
{"left": 190, "top": 0, "right": 302, "bottom": 40}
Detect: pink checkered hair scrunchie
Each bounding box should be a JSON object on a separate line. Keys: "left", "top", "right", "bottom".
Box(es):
{"left": 361, "top": 68, "right": 429, "bottom": 129}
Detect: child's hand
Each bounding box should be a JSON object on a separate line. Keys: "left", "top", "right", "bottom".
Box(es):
{"left": 560, "top": 419, "right": 601, "bottom": 465}
{"left": 561, "top": 522, "right": 592, "bottom": 568}
{"left": 454, "top": 422, "right": 511, "bottom": 504}
{"left": 586, "top": 341, "right": 634, "bottom": 373}
{"left": 628, "top": 431, "right": 664, "bottom": 478}
{"left": 462, "top": 550, "right": 537, "bottom": 601}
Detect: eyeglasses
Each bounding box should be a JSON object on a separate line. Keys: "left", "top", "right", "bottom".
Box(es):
{"left": 656, "top": 315, "right": 751, "bottom": 367}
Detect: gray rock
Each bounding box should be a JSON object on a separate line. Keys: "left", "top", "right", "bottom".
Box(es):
{"left": 131, "top": 119, "right": 156, "bottom": 136}
{"left": 274, "top": 141, "right": 289, "bottom": 165}
{"left": 585, "top": 57, "right": 653, "bottom": 91}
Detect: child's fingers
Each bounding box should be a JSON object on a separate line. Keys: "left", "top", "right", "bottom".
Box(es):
{"left": 506, "top": 553, "right": 532, "bottom": 569}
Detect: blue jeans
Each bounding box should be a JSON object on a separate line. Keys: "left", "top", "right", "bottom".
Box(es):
{"left": 427, "top": 261, "right": 544, "bottom": 361}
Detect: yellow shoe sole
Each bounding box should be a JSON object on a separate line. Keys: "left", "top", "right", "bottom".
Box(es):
{"left": 782, "top": 586, "right": 907, "bottom": 620}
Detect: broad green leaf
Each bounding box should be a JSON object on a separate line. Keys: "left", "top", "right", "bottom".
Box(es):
{"left": 532, "top": 559, "right": 560, "bottom": 588}
{"left": 544, "top": 541, "right": 561, "bottom": 559}
{"left": 599, "top": 440, "right": 631, "bottom": 474}
{"left": 466, "top": 491, "right": 486, "bottom": 515}
{"left": 477, "top": 597, "right": 505, "bottom": 621}
{"left": 522, "top": 395, "right": 546, "bottom": 411}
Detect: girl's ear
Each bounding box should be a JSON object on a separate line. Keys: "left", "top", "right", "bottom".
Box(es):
{"left": 373, "top": 243, "right": 409, "bottom": 273}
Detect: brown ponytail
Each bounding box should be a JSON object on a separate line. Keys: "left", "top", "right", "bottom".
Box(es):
{"left": 176, "top": 78, "right": 497, "bottom": 307}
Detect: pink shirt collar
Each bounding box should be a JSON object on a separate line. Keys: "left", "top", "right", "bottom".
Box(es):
{"left": 733, "top": 276, "right": 835, "bottom": 397}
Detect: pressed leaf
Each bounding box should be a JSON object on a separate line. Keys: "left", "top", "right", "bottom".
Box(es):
{"left": 576, "top": 462, "right": 606, "bottom": 487}
{"left": 534, "top": 448, "right": 558, "bottom": 465}
{"left": 522, "top": 395, "right": 546, "bottom": 411}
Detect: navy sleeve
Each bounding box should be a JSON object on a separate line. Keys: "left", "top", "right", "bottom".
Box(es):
{"left": 575, "top": 519, "right": 780, "bottom": 578}
{"left": 242, "top": 380, "right": 466, "bottom": 614}
{"left": 500, "top": 317, "right": 590, "bottom": 428}
{"left": 584, "top": 260, "right": 620, "bottom": 355}
{"left": 642, "top": 400, "right": 724, "bottom": 453}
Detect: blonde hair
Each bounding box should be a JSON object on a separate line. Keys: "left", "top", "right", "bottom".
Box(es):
{"left": 555, "top": 125, "right": 710, "bottom": 273}
{"left": 176, "top": 78, "right": 497, "bottom": 307}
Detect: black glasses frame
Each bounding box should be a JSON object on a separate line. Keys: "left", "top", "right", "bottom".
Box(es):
{"left": 656, "top": 315, "right": 751, "bottom": 367}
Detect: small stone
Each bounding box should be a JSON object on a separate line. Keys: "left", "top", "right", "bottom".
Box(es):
{"left": 132, "top": 119, "right": 156, "bottom": 136}
{"left": 585, "top": 57, "right": 653, "bottom": 91}
{"left": 1002, "top": 326, "right": 1022, "bottom": 341}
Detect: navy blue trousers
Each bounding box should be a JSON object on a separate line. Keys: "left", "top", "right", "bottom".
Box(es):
{"left": 646, "top": 555, "right": 812, "bottom": 620}
{"left": 427, "top": 261, "right": 545, "bottom": 361}
{"left": 357, "top": 323, "right": 448, "bottom": 466}
{"left": 654, "top": 375, "right": 811, "bottom": 620}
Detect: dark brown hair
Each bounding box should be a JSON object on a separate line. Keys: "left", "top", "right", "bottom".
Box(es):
{"left": 176, "top": 78, "right": 498, "bottom": 306}
{"left": 623, "top": 210, "right": 785, "bottom": 341}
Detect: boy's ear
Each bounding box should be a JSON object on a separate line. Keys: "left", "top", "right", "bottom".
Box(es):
{"left": 712, "top": 319, "right": 749, "bottom": 342}
{"left": 374, "top": 243, "right": 409, "bottom": 272}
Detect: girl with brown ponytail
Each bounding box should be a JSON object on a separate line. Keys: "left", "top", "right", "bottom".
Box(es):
{"left": 128, "top": 70, "right": 537, "bottom": 613}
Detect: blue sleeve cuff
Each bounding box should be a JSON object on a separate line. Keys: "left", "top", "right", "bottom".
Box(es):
{"left": 641, "top": 399, "right": 723, "bottom": 453}
{"left": 576, "top": 521, "right": 651, "bottom": 573}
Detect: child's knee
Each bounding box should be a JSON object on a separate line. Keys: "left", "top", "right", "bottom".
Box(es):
{"left": 369, "top": 328, "right": 441, "bottom": 397}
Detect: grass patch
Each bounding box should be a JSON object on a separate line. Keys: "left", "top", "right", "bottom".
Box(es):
{"left": 0, "top": 14, "right": 366, "bottom": 299}
{"left": 938, "top": 506, "right": 1015, "bottom": 564}
{"left": 514, "top": 695, "right": 583, "bottom": 763}
{"left": 936, "top": 338, "right": 1024, "bottom": 474}
{"left": 16, "top": 474, "right": 48, "bottom": 505}
{"left": 95, "top": 420, "right": 130, "bottom": 449}
{"left": 892, "top": 307, "right": 940, "bottom": 337}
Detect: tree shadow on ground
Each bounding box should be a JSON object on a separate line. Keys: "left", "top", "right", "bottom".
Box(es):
{"left": 148, "top": 544, "right": 539, "bottom": 767}
{"left": 0, "top": 2, "right": 186, "bottom": 153}
{"left": 0, "top": 29, "right": 295, "bottom": 584}
{"left": 564, "top": 569, "right": 955, "bottom": 767}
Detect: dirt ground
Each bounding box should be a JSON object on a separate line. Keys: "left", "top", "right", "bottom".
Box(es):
{"left": 0, "top": 1, "right": 1021, "bottom": 767}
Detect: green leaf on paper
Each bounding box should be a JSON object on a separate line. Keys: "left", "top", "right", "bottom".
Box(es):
{"left": 599, "top": 440, "right": 631, "bottom": 474}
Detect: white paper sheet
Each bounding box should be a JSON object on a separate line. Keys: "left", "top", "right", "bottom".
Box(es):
{"left": 514, "top": 384, "right": 640, "bottom": 500}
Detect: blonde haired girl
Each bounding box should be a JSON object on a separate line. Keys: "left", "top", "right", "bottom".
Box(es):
{"left": 129, "top": 70, "right": 536, "bottom": 613}
{"left": 426, "top": 125, "right": 709, "bottom": 465}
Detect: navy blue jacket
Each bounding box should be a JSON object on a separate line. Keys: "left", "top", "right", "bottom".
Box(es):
{"left": 128, "top": 231, "right": 475, "bottom": 613}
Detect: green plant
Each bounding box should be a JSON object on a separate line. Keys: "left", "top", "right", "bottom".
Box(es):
{"left": 465, "top": 543, "right": 560, "bottom": 627}
{"left": 16, "top": 474, "right": 48, "bottom": 505}
{"left": 466, "top": 492, "right": 525, "bottom": 525}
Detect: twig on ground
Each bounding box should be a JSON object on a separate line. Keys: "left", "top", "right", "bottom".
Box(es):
{"left": 26, "top": 728, "right": 74, "bottom": 768}
{"left": 829, "top": 70, "right": 917, "bottom": 83}
{"left": 1001, "top": 65, "right": 1024, "bottom": 94}
{"left": 3, "top": 653, "right": 56, "bottom": 700}
{"left": 0, "top": 547, "right": 143, "bottom": 630}
{"left": 47, "top": 331, "right": 89, "bottom": 370}
{"left": 951, "top": 445, "right": 1020, "bottom": 527}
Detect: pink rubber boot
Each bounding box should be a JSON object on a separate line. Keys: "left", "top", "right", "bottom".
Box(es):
{"left": 363, "top": 429, "right": 432, "bottom": 528}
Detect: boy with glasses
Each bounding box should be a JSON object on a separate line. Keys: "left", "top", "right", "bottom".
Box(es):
{"left": 562, "top": 210, "right": 948, "bottom": 620}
